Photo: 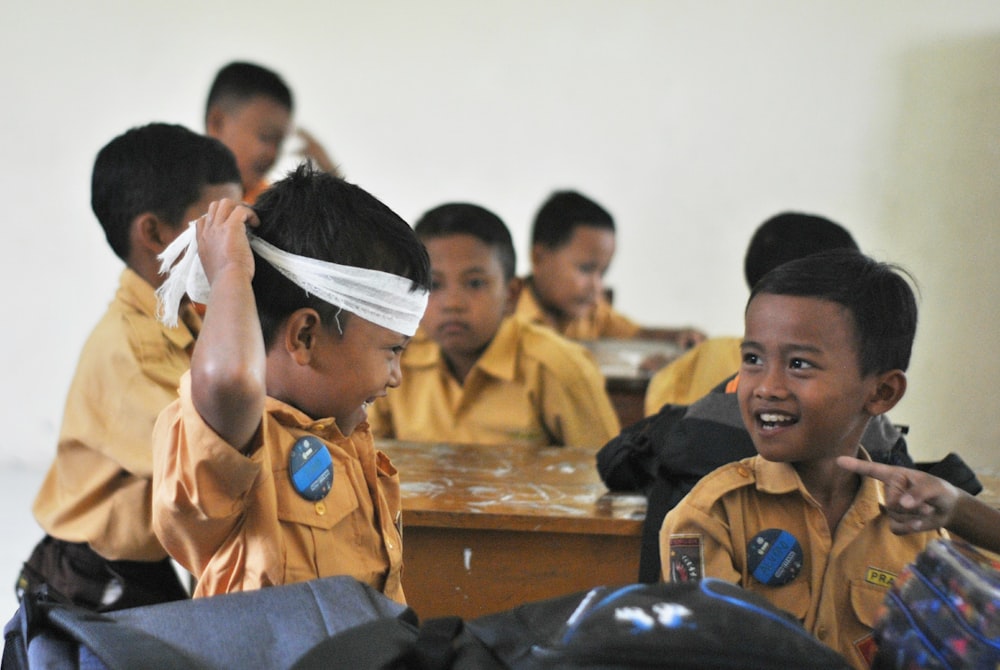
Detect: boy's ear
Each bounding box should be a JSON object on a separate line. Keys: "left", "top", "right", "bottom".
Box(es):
{"left": 864, "top": 369, "right": 907, "bottom": 416}
{"left": 132, "top": 213, "right": 178, "bottom": 255}
{"left": 503, "top": 276, "right": 523, "bottom": 316}
{"left": 205, "top": 105, "right": 227, "bottom": 137}
{"left": 283, "top": 308, "right": 322, "bottom": 366}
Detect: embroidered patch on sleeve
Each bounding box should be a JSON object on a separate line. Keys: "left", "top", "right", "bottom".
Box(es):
{"left": 668, "top": 534, "right": 704, "bottom": 583}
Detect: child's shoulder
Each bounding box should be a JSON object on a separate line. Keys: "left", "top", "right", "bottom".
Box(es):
{"left": 513, "top": 317, "right": 595, "bottom": 366}
{"left": 682, "top": 456, "right": 764, "bottom": 509}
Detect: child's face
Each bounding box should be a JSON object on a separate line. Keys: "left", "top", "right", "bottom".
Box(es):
{"left": 208, "top": 95, "right": 291, "bottom": 191}
{"left": 738, "top": 294, "right": 879, "bottom": 465}
{"left": 298, "top": 317, "right": 410, "bottom": 436}
{"left": 422, "top": 234, "right": 517, "bottom": 364}
{"left": 531, "top": 226, "right": 615, "bottom": 320}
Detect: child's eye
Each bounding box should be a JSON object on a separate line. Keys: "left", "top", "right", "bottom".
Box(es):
{"left": 789, "top": 358, "right": 813, "bottom": 370}
{"left": 429, "top": 280, "right": 442, "bottom": 292}
{"left": 390, "top": 344, "right": 406, "bottom": 356}
{"left": 741, "top": 352, "right": 761, "bottom": 366}
{"left": 466, "top": 278, "right": 487, "bottom": 290}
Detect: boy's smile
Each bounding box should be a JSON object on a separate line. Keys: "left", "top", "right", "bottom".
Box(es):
{"left": 738, "top": 294, "right": 878, "bottom": 466}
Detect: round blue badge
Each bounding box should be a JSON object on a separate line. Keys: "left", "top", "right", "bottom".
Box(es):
{"left": 288, "top": 436, "right": 333, "bottom": 502}
{"left": 747, "top": 528, "right": 803, "bottom": 586}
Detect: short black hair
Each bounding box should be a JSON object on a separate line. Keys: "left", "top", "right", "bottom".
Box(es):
{"left": 749, "top": 249, "right": 918, "bottom": 376}
{"left": 90, "top": 123, "right": 241, "bottom": 262}
{"left": 205, "top": 61, "right": 293, "bottom": 121}
{"left": 743, "top": 212, "right": 859, "bottom": 289}
{"left": 531, "top": 190, "right": 615, "bottom": 248}
{"left": 251, "top": 164, "right": 431, "bottom": 348}
{"left": 414, "top": 203, "right": 517, "bottom": 281}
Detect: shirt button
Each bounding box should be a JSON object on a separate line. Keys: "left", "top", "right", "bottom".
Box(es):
{"left": 315, "top": 501, "right": 326, "bottom": 515}
{"left": 816, "top": 625, "right": 827, "bottom": 640}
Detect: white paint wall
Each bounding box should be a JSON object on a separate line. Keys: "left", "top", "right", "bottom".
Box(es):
{"left": 3, "top": 1, "right": 999, "bottom": 473}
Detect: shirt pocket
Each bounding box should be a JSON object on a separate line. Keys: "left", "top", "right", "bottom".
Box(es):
{"left": 849, "top": 579, "right": 891, "bottom": 629}
{"left": 749, "top": 577, "right": 811, "bottom": 622}
{"left": 274, "top": 455, "right": 361, "bottom": 531}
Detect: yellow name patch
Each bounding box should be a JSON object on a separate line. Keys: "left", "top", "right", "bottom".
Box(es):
{"left": 864, "top": 567, "right": 897, "bottom": 588}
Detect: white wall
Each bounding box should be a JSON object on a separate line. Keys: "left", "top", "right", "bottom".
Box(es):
{"left": 3, "top": 0, "right": 1000, "bottom": 473}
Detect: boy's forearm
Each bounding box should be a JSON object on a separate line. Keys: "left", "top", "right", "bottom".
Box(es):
{"left": 946, "top": 490, "right": 1000, "bottom": 554}
{"left": 191, "top": 266, "right": 266, "bottom": 452}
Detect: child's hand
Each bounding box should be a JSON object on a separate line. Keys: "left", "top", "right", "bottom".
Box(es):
{"left": 196, "top": 199, "right": 259, "bottom": 286}
{"left": 295, "top": 127, "right": 343, "bottom": 178}
{"left": 836, "top": 456, "right": 959, "bottom": 534}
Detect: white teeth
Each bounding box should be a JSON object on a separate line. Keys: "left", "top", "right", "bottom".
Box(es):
{"left": 361, "top": 401, "right": 370, "bottom": 410}
{"left": 760, "top": 413, "right": 793, "bottom": 423}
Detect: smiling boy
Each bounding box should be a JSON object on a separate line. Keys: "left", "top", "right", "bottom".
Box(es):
{"left": 658, "top": 249, "right": 999, "bottom": 668}
{"left": 367, "top": 202, "right": 620, "bottom": 448}
{"left": 150, "top": 165, "right": 429, "bottom": 602}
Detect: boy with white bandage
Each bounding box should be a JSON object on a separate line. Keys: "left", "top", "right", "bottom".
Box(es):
{"left": 151, "top": 165, "right": 430, "bottom": 602}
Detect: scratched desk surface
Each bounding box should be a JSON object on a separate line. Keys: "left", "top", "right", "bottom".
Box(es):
{"left": 379, "top": 440, "right": 647, "bottom": 535}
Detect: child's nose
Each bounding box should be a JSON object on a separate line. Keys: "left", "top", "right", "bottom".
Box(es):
{"left": 754, "top": 365, "right": 788, "bottom": 400}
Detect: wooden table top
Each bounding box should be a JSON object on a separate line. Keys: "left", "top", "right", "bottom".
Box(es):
{"left": 582, "top": 338, "right": 681, "bottom": 382}
{"left": 378, "top": 440, "right": 647, "bottom": 536}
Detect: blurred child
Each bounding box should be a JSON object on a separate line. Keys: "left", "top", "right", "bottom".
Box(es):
{"left": 205, "top": 61, "right": 342, "bottom": 202}
{"left": 20, "top": 123, "right": 241, "bottom": 611}
{"left": 151, "top": 165, "right": 429, "bottom": 602}
{"left": 368, "top": 202, "right": 620, "bottom": 448}
{"left": 659, "top": 250, "right": 1000, "bottom": 668}
{"left": 645, "top": 212, "right": 859, "bottom": 413}
{"left": 516, "top": 190, "right": 704, "bottom": 351}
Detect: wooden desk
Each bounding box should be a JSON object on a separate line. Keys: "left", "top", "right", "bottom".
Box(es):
{"left": 584, "top": 338, "right": 681, "bottom": 428}
{"left": 379, "top": 440, "right": 647, "bottom": 620}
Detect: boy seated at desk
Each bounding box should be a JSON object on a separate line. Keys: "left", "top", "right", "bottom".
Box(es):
{"left": 514, "top": 190, "right": 705, "bottom": 353}
{"left": 659, "top": 249, "right": 1000, "bottom": 668}
{"left": 367, "top": 203, "right": 620, "bottom": 448}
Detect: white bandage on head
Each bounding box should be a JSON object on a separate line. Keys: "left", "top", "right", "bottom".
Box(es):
{"left": 155, "top": 223, "right": 428, "bottom": 336}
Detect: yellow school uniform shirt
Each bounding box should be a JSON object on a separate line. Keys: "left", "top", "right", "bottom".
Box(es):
{"left": 367, "top": 316, "right": 620, "bottom": 448}
{"left": 152, "top": 372, "right": 405, "bottom": 603}
{"left": 514, "top": 279, "right": 641, "bottom": 340}
{"left": 33, "top": 268, "right": 200, "bottom": 561}
{"left": 659, "top": 453, "right": 942, "bottom": 669}
{"left": 644, "top": 336, "right": 743, "bottom": 414}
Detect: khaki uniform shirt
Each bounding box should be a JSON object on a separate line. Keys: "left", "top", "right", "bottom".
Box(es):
{"left": 644, "top": 336, "right": 743, "bottom": 413}
{"left": 152, "top": 373, "right": 405, "bottom": 603}
{"left": 514, "top": 280, "right": 641, "bottom": 340}
{"left": 367, "top": 317, "right": 620, "bottom": 448}
{"left": 33, "top": 269, "right": 200, "bottom": 561}
{"left": 660, "top": 454, "right": 942, "bottom": 669}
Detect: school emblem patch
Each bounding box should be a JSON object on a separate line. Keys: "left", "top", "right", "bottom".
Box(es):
{"left": 669, "top": 534, "right": 704, "bottom": 583}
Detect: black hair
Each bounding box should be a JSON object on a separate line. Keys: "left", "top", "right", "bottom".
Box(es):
{"left": 743, "top": 212, "right": 859, "bottom": 289}
{"left": 414, "top": 203, "right": 517, "bottom": 281}
{"left": 749, "top": 249, "right": 918, "bottom": 376}
{"left": 531, "top": 190, "right": 615, "bottom": 248}
{"left": 90, "top": 123, "right": 241, "bottom": 262}
{"left": 205, "top": 61, "right": 294, "bottom": 121}
{"left": 251, "top": 164, "right": 431, "bottom": 348}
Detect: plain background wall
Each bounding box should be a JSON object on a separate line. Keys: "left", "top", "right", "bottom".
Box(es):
{"left": 2, "top": 0, "right": 1000, "bottom": 475}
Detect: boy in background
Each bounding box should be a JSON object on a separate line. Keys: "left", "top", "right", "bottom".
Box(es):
{"left": 367, "top": 203, "right": 620, "bottom": 448}
{"left": 516, "top": 190, "right": 704, "bottom": 350}
{"left": 19, "top": 123, "right": 242, "bottom": 611}
{"left": 659, "top": 250, "right": 1000, "bottom": 668}
{"left": 644, "top": 211, "right": 859, "bottom": 413}
{"left": 205, "top": 61, "right": 342, "bottom": 203}
{"left": 151, "top": 165, "right": 430, "bottom": 602}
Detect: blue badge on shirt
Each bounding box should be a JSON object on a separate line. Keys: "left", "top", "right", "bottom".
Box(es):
{"left": 747, "top": 528, "right": 803, "bottom": 586}
{"left": 288, "top": 436, "right": 333, "bottom": 501}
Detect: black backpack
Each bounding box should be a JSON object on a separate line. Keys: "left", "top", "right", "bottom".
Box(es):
{"left": 4, "top": 576, "right": 851, "bottom": 669}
